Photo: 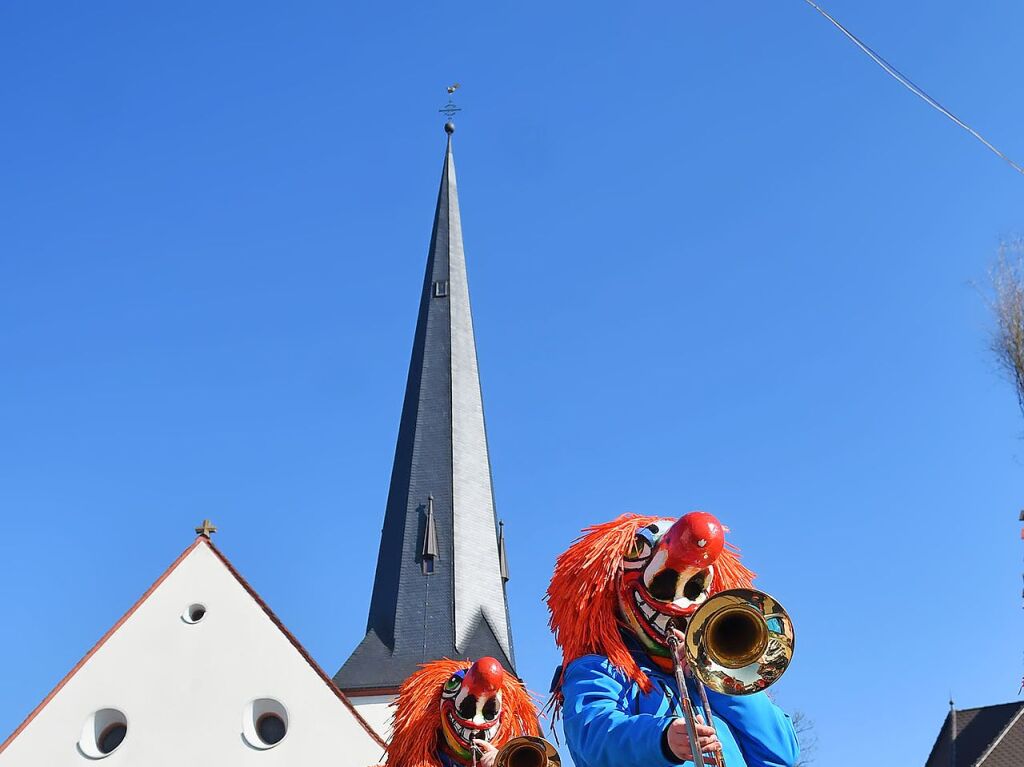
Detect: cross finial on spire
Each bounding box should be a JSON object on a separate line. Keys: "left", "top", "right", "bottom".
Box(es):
{"left": 439, "top": 83, "right": 461, "bottom": 133}
{"left": 195, "top": 519, "right": 217, "bottom": 538}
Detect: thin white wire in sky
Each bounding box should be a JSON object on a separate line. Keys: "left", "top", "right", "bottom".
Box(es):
{"left": 802, "top": 0, "right": 1024, "bottom": 177}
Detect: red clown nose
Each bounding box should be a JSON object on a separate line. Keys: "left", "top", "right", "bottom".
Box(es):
{"left": 463, "top": 657, "right": 504, "bottom": 697}
{"left": 661, "top": 511, "right": 725, "bottom": 570}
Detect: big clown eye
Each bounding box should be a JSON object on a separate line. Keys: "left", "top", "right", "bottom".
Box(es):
{"left": 627, "top": 534, "right": 652, "bottom": 561}
{"left": 444, "top": 676, "right": 462, "bottom": 694}
{"left": 482, "top": 698, "right": 498, "bottom": 721}
{"left": 457, "top": 696, "right": 477, "bottom": 719}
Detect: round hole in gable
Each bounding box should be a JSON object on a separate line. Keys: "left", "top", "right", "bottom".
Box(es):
{"left": 79, "top": 708, "right": 128, "bottom": 758}
{"left": 242, "top": 698, "right": 289, "bottom": 750}
{"left": 182, "top": 603, "right": 207, "bottom": 624}
{"left": 98, "top": 723, "right": 127, "bottom": 754}
{"left": 257, "top": 713, "right": 287, "bottom": 745}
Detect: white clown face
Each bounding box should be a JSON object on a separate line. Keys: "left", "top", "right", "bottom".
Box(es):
{"left": 439, "top": 658, "right": 505, "bottom": 761}
{"left": 618, "top": 513, "right": 726, "bottom": 658}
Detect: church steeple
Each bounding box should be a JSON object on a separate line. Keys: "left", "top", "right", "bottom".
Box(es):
{"left": 335, "top": 123, "right": 515, "bottom": 694}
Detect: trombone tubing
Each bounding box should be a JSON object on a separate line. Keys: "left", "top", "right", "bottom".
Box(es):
{"left": 666, "top": 627, "right": 723, "bottom": 767}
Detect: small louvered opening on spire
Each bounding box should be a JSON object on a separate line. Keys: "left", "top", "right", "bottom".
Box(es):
{"left": 421, "top": 496, "right": 439, "bottom": 575}
{"left": 498, "top": 521, "right": 509, "bottom": 582}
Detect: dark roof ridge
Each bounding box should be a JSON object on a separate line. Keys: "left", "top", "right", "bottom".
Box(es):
{"left": 973, "top": 701, "right": 1024, "bottom": 766}
{"left": 956, "top": 701, "right": 1024, "bottom": 715}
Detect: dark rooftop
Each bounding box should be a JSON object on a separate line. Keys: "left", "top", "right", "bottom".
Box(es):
{"left": 924, "top": 701, "right": 1024, "bottom": 767}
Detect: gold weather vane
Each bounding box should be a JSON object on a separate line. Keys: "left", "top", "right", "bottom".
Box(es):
{"left": 439, "top": 83, "right": 462, "bottom": 121}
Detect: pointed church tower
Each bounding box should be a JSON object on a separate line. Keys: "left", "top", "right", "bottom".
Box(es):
{"left": 335, "top": 122, "right": 514, "bottom": 728}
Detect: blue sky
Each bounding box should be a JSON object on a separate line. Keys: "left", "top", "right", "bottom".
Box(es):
{"left": 2, "top": 2, "right": 1023, "bottom": 765}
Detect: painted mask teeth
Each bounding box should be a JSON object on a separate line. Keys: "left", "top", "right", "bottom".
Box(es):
{"left": 634, "top": 590, "right": 657, "bottom": 620}
{"left": 632, "top": 589, "right": 686, "bottom": 638}
{"left": 446, "top": 710, "right": 498, "bottom": 744}
{"left": 652, "top": 613, "right": 671, "bottom": 635}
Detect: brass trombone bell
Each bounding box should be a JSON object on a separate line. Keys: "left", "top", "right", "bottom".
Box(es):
{"left": 494, "top": 736, "right": 561, "bottom": 767}
{"left": 683, "top": 588, "right": 795, "bottom": 696}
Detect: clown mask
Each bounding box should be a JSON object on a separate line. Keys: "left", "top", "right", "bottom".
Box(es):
{"left": 617, "top": 512, "right": 726, "bottom": 661}
{"left": 439, "top": 657, "right": 505, "bottom": 761}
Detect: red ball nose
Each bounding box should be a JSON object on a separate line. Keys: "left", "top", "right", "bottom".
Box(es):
{"left": 463, "top": 657, "right": 504, "bottom": 698}
{"left": 661, "top": 511, "right": 725, "bottom": 570}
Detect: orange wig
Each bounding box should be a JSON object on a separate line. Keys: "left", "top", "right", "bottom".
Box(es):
{"left": 546, "top": 513, "right": 755, "bottom": 693}
{"left": 387, "top": 659, "right": 542, "bottom": 767}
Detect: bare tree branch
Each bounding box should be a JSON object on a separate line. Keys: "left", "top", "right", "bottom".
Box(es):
{"left": 791, "top": 710, "right": 818, "bottom": 767}
{"left": 989, "top": 241, "right": 1024, "bottom": 419}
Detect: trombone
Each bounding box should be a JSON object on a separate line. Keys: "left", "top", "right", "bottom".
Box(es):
{"left": 492, "top": 736, "right": 561, "bottom": 767}
{"left": 470, "top": 736, "right": 560, "bottom": 767}
{"left": 665, "top": 589, "right": 795, "bottom": 767}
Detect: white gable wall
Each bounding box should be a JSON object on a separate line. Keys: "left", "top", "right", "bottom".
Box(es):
{"left": 0, "top": 542, "right": 384, "bottom": 767}
{"left": 348, "top": 695, "right": 395, "bottom": 742}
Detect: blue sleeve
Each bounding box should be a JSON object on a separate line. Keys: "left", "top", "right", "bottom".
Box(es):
{"left": 561, "top": 656, "right": 679, "bottom": 767}
{"left": 705, "top": 690, "right": 799, "bottom": 767}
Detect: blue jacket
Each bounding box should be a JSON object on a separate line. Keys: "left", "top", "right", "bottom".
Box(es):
{"left": 561, "top": 651, "right": 799, "bottom": 767}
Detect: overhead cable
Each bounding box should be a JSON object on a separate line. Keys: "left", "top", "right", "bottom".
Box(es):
{"left": 802, "top": 0, "right": 1024, "bottom": 177}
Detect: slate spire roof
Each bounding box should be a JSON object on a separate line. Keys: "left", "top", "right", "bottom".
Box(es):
{"left": 334, "top": 124, "right": 515, "bottom": 693}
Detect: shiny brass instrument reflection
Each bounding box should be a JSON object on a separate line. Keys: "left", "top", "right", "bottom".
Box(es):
{"left": 685, "top": 589, "right": 795, "bottom": 695}
{"left": 666, "top": 589, "right": 795, "bottom": 767}
{"left": 494, "top": 736, "right": 561, "bottom": 767}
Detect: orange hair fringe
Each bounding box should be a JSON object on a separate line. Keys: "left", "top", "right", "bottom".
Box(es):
{"left": 546, "top": 513, "right": 755, "bottom": 693}
{"left": 387, "top": 659, "right": 542, "bottom": 767}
